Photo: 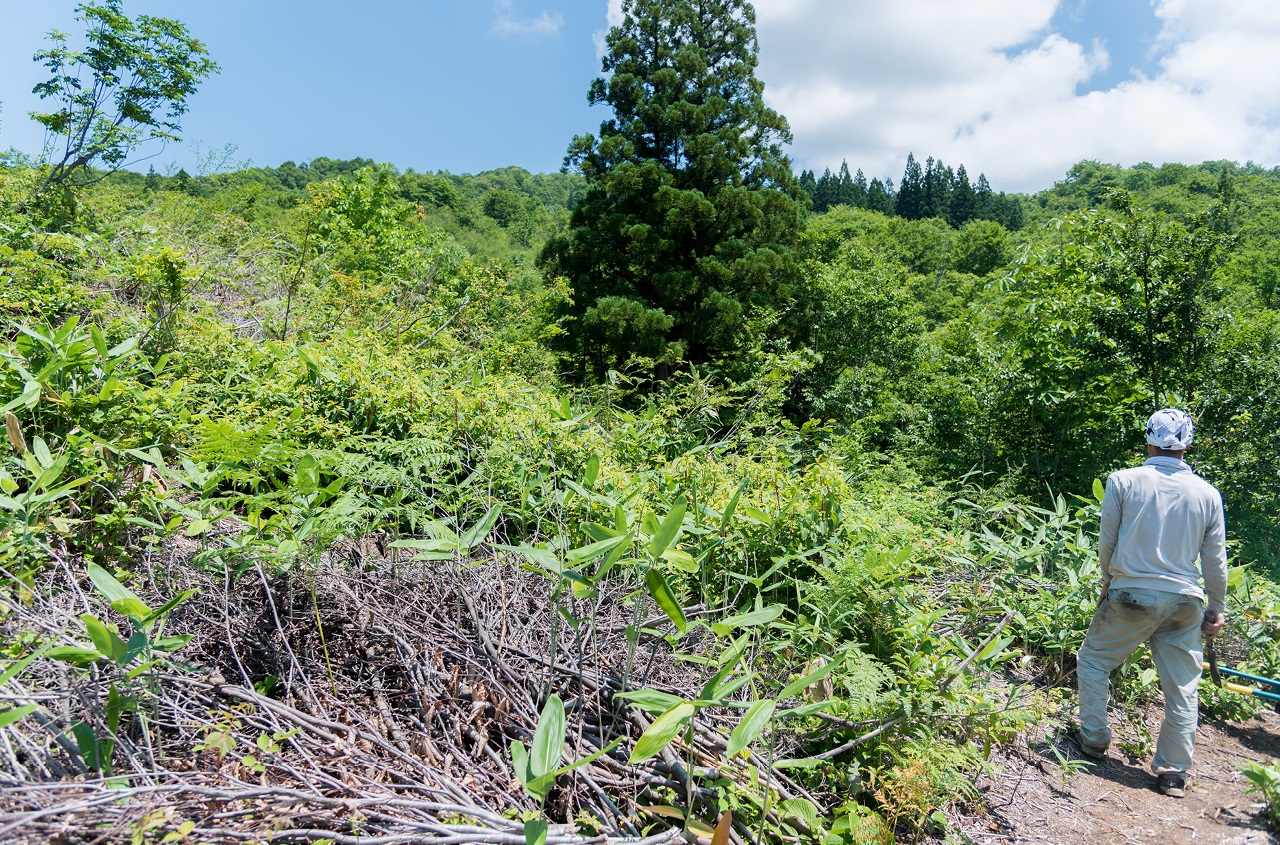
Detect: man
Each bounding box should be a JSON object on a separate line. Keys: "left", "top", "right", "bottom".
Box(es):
{"left": 1076, "top": 408, "right": 1228, "bottom": 798}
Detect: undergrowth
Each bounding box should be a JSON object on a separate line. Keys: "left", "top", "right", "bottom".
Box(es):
{"left": 4, "top": 163, "right": 1280, "bottom": 842}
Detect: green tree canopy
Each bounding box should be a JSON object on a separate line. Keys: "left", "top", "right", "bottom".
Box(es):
{"left": 30, "top": 0, "right": 218, "bottom": 193}
{"left": 538, "top": 0, "right": 804, "bottom": 377}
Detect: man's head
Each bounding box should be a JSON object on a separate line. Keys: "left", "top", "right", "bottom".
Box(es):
{"left": 1146, "top": 408, "right": 1194, "bottom": 458}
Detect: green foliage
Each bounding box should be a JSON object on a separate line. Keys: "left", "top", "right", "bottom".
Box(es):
{"left": 1197, "top": 311, "right": 1280, "bottom": 565}
{"left": 1241, "top": 759, "right": 1280, "bottom": 830}
{"left": 784, "top": 242, "right": 924, "bottom": 433}
{"left": 0, "top": 234, "right": 99, "bottom": 322}
{"left": 4, "top": 73, "right": 1280, "bottom": 840}
{"left": 539, "top": 0, "right": 805, "bottom": 375}
{"left": 961, "top": 192, "right": 1236, "bottom": 494}
{"left": 29, "top": 0, "right": 218, "bottom": 194}
{"left": 35, "top": 562, "right": 194, "bottom": 776}
{"left": 952, "top": 219, "right": 1012, "bottom": 277}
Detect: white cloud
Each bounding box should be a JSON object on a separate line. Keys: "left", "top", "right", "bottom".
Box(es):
{"left": 594, "top": 0, "right": 624, "bottom": 57}
{"left": 490, "top": 1, "right": 564, "bottom": 37}
{"left": 745, "top": 0, "right": 1280, "bottom": 191}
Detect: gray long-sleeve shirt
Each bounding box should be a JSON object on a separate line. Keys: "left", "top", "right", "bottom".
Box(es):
{"left": 1098, "top": 456, "right": 1228, "bottom": 613}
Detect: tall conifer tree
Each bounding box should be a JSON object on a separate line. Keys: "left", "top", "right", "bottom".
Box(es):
{"left": 836, "top": 160, "right": 855, "bottom": 207}
{"left": 539, "top": 0, "right": 803, "bottom": 376}
{"left": 950, "top": 164, "right": 977, "bottom": 227}
{"left": 895, "top": 153, "right": 924, "bottom": 219}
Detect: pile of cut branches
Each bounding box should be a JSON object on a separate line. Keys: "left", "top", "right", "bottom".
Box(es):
{"left": 0, "top": 544, "right": 827, "bottom": 844}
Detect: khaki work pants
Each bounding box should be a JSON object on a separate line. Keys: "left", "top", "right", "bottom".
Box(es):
{"left": 1077, "top": 587, "right": 1205, "bottom": 773}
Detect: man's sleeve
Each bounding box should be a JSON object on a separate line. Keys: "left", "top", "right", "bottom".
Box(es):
{"left": 1098, "top": 474, "right": 1122, "bottom": 587}
{"left": 1201, "top": 491, "right": 1228, "bottom": 614}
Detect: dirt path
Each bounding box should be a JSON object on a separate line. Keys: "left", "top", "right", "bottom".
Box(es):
{"left": 950, "top": 706, "right": 1280, "bottom": 844}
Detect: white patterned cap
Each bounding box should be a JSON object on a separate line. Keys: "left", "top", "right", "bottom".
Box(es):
{"left": 1146, "top": 408, "right": 1194, "bottom": 450}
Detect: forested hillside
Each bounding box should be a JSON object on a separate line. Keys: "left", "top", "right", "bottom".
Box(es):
{"left": 3, "top": 1, "right": 1280, "bottom": 843}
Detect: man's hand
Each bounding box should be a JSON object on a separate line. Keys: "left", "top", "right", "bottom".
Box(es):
{"left": 1098, "top": 585, "right": 1109, "bottom": 606}
{"left": 1202, "top": 611, "right": 1226, "bottom": 638}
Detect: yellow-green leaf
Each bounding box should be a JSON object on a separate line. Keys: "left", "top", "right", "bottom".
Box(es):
{"left": 649, "top": 498, "right": 686, "bottom": 558}
{"left": 630, "top": 701, "right": 694, "bottom": 763}
{"left": 727, "top": 699, "right": 775, "bottom": 759}
{"left": 645, "top": 567, "right": 687, "bottom": 634}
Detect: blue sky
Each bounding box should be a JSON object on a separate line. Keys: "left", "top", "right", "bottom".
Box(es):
{"left": 0, "top": 1, "right": 607, "bottom": 176}
{"left": 2, "top": 1, "right": 1279, "bottom": 192}
{"left": 1049, "top": 0, "right": 1163, "bottom": 93}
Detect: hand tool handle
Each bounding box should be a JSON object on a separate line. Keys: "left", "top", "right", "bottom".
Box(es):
{"left": 1218, "top": 679, "right": 1280, "bottom": 703}
{"left": 1202, "top": 663, "right": 1280, "bottom": 689}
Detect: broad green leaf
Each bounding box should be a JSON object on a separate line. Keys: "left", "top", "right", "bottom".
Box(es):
{"left": 660, "top": 547, "right": 698, "bottom": 573}
{"left": 88, "top": 564, "right": 151, "bottom": 619}
{"left": 779, "top": 797, "right": 822, "bottom": 832}
{"left": 32, "top": 437, "right": 54, "bottom": 470}
{"left": 779, "top": 652, "right": 846, "bottom": 700}
{"left": 123, "top": 631, "right": 149, "bottom": 665}
{"left": 584, "top": 454, "right": 600, "bottom": 487}
{"left": 629, "top": 701, "right": 695, "bottom": 763}
{"left": 48, "top": 645, "right": 102, "bottom": 666}
{"left": 110, "top": 598, "right": 152, "bottom": 620}
{"left": 523, "top": 818, "right": 548, "bottom": 845}
{"left": 1092, "top": 478, "right": 1106, "bottom": 503}
{"left": 510, "top": 740, "right": 532, "bottom": 788}
{"left": 720, "top": 479, "right": 747, "bottom": 529}
{"left": 582, "top": 522, "right": 621, "bottom": 543}
{"left": 530, "top": 694, "right": 566, "bottom": 782}
{"left": 563, "top": 479, "right": 591, "bottom": 501}
{"left": 698, "top": 639, "right": 750, "bottom": 701}
{"left": 82, "top": 614, "right": 128, "bottom": 663}
{"left": 710, "top": 605, "right": 783, "bottom": 636}
{"left": 707, "top": 673, "right": 751, "bottom": 702}
{"left": 594, "top": 536, "right": 633, "bottom": 582}
{"left": 151, "top": 635, "right": 192, "bottom": 652}
{"left": 107, "top": 336, "right": 138, "bottom": 358}
{"left": 0, "top": 704, "right": 39, "bottom": 728}
{"left": 52, "top": 316, "right": 79, "bottom": 343}
{"left": 71, "top": 721, "right": 105, "bottom": 772}
{"left": 90, "top": 325, "right": 109, "bottom": 359}
{"left": 727, "top": 699, "right": 775, "bottom": 758}
{"left": 613, "top": 688, "right": 683, "bottom": 714}
{"left": 975, "top": 635, "right": 1014, "bottom": 664}
{"left": 0, "top": 381, "right": 40, "bottom": 414}
{"left": 294, "top": 454, "right": 319, "bottom": 495}
{"left": 777, "top": 700, "right": 834, "bottom": 718}
{"left": 123, "top": 447, "right": 167, "bottom": 469}
{"left": 645, "top": 567, "right": 687, "bottom": 634}
{"left": 714, "top": 632, "right": 751, "bottom": 668}
{"left": 460, "top": 506, "right": 502, "bottom": 549}
{"left": 649, "top": 498, "right": 686, "bottom": 558}
{"left": 97, "top": 376, "right": 121, "bottom": 400}
{"left": 566, "top": 533, "right": 631, "bottom": 564}
{"left": 184, "top": 519, "right": 211, "bottom": 537}
{"left": 392, "top": 538, "right": 459, "bottom": 560}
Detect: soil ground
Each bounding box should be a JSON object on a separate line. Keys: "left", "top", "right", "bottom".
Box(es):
{"left": 949, "top": 704, "right": 1280, "bottom": 844}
